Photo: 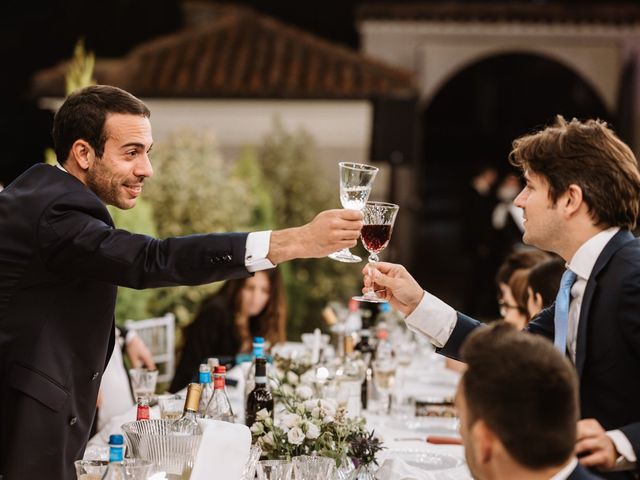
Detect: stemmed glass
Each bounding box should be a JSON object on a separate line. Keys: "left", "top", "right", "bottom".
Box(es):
{"left": 372, "top": 359, "right": 397, "bottom": 415}
{"left": 352, "top": 201, "right": 399, "bottom": 303}
{"left": 328, "top": 162, "right": 379, "bottom": 263}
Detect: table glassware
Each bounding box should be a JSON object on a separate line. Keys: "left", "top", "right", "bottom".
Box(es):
{"left": 119, "top": 458, "right": 155, "bottom": 479}
{"left": 241, "top": 445, "right": 262, "bottom": 480}
{"left": 74, "top": 459, "right": 108, "bottom": 480}
{"left": 372, "top": 359, "right": 397, "bottom": 414}
{"left": 128, "top": 368, "right": 159, "bottom": 401}
{"left": 292, "top": 455, "right": 335, "bottom": 479}
{"left": 328, "top": 162, "right": 378, "bottom": 263}
{"left": 256, "top": 459, "right": 294, "bottom": 480}
{"left": 157, "top": 393, "right": 184, "bottom": 420}
{"left": 352, "top": 202, "right": 399, "bottom": 303}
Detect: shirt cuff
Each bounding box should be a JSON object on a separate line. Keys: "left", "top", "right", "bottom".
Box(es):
{"left": 404, "top": 291, "right": 458, "bottom": 348}
{"left": 245, "top": 231, "right": 276, "bottom": 272}
{"left": 606, "top": 430, "right": 637, "bottom": 470}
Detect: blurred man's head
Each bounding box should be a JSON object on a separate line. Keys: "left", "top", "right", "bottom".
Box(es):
{"left": 456, "top": 322, "right": 578, "bottom": 480}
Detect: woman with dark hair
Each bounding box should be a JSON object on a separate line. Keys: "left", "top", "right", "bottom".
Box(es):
{"left": 169, "top": 268, "right": 286, "bottom": 392}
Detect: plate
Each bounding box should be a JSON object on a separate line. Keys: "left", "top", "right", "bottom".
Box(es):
{"left": 387, "top": 417, "right": 459, "bottom": 435}
{"left": 380, "top": 449, "right": 463, "bottom": 471}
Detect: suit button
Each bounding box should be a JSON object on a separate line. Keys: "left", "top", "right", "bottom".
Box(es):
{"left": 91, "top": 372, "right": 100, "bottom": 381}
{"left": 213, "top": 256, "right": 221, "bottom": 262}
{"left": 223, "top": 254, "right": 232, "bottom": 262}
{"left": 69, "top": 416, "right": 78, "bottom": 426}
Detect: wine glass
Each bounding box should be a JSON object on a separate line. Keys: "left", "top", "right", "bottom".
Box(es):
{"left": 352, "top": 201, "right": 399, "bottom": 303}
{"left": 328, "top": 162, "right": 379, "bottom": 263}
{"left": 372, "top": 359, "right": 397, "bottom": 415}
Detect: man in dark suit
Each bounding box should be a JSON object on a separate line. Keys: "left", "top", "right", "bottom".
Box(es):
{"left": 366, "top": 116, "right": 640, "bottom": 478}
{"left": 0, "top": 85, "right": 364, "bottom": 479}
{"left": 457, "top": 322, "right": 602, "bottom": 480}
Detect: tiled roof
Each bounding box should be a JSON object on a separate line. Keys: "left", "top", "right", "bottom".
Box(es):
{"left": 32, "top": 5, "right": 415, "bottom": 99}
{"left": 358, "top": 2, "right": 640, "bottom": 25}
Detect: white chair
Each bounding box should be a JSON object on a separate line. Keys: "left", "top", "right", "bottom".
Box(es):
{"left": 125, "top": 313, "right": 175, "bottom": 383}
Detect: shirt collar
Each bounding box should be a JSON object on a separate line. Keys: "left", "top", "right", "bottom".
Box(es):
{"left": 56, "top": 163, "right": 69, "bottom": 173}
{"left": 568, "top": 227, "right": 620, "bottom": 281}
{"left": 549, "top": 457, "right": 578, "bottom": 480}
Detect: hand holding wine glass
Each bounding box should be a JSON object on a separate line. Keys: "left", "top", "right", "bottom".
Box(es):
{"left": 328, "top": 162, "right": 379, "bottom": 263}
{"left": 353, "top": 202, "right": 399, "bottom": 303}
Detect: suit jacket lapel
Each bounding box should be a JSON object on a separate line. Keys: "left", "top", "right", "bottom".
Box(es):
{"left": 575, "top": 230, "right": 635, "bottom": 377}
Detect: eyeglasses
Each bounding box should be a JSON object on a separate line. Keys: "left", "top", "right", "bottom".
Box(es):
{"left": 498, "top": 299, "right": 526, "bottom": 318}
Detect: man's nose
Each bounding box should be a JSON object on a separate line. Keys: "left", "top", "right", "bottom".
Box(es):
{"left": 135, "top": 154, "right": 153, "bottom": 178}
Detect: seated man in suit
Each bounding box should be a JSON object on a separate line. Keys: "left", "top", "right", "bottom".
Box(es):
{"left": 457, "top": 322, "right": 601, "bottom": 480}
{"left": 365, "top": 116, "right": 640, "bottom": 478}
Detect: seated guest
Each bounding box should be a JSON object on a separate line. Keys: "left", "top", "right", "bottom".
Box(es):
{"left": 457, "top": 322, "right": 602, "bottom": 479}
{"left": 501, "top": 268, "right": 531, "bottom": 329}
{"left": 527, "top": 258, "right": 566, "bottom": 318}
{"left": 170, "top": 268, "right": 286, "bottom": 392}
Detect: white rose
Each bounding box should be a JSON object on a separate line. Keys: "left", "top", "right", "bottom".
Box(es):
{"left": 256, "top": 409, "right": 270, "bottom": 422}
{"left": 250, "top": 422, "right": 264, "bottom": 435}
{"left": 262, "top": 431, "right": 275, "bottom": 447}
{"left": 281, "top": 413, "right": 302, "bottom": 429}
{"left": 286, "top": 371, "right": 299, "bottom": 385}
{"left": 304, "top": 400, "right": 319, "bottom": 412}
{"left": 304, "top": 422, "right": 320, "bottom": 440}
{"left": 287, "top": 427, "right": 305, "bottom": 445}
{"left": 295, "top": 385, "right": 313, "bottom": 400}
{"left": 322, "top": 415, "right": 334, "bottom": 424}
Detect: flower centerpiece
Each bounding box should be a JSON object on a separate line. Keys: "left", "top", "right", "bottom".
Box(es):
{"left": 249, "top": 385, "right": 383, "bottom": 471}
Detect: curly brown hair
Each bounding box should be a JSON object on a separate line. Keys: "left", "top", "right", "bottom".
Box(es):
{"left": 509, "top": 116, "right": 640, "bottom": 230}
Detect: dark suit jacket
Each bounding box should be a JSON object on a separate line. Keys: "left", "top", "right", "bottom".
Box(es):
{"left": 439, "top": 230, "right": 640, "bottom": 475}
{"left": 568, "top": 463, "right": 605, "bottom": 479}
{"left": 0, "top": 164, "right": 251, "bottom": 479}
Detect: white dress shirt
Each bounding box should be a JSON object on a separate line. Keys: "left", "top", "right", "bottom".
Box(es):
{"left": 550, "top": 458, "right": 578, "bottom": 480}
{"left": 56, "top": 164, "right": 275, "bottom": 271}
{"left": 405, "top": 226, "right": 636, "bottom": 465}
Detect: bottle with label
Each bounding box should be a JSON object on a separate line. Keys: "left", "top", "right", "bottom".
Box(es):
{"left": 170, "top": 383, "right": 203, "bottom": 435}
{"left": 243, "top": 337, "right": 266, "bottom": 401}
{"left": 334, "top": 334, "right": 365, "bottom": 417}
{"left": 205, "top": 365, "right": 235, "bottom": 422}
{"left": 198, "top": 363, "right": 214, "bottom": 417}
{"left": 375, "top": 323, "right": 394, "bottom": 361}
{"left": 245, "top": 357, "right": 274, "bottom": 427}
{"left": 104, "top": 434, "right": 125, "bottom": 479}
{"left": 136, "top": 397, "right": 150, "bottom": 421}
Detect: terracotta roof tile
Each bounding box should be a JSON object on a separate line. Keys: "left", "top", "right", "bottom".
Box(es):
{"left": 32, "top": 6, "right": 415, "bottom": 99}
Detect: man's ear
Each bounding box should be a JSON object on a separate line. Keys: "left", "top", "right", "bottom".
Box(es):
{"left": 68, "top": 140, "right": 94, "bottom": 171}
{"left": 472, "top": 419, "right": 496, "bottom": 465}
{"left": 561, "top": 184, "right": 584, "bottom": 217}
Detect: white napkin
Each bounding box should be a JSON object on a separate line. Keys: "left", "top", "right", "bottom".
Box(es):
{"left": 189, "top": 419, "right": 251, "bottom": 480}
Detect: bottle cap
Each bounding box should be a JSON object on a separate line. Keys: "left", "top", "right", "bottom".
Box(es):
{"left": 199, "top": 363, "right": 211, "bottom": 373}
{"left": 253, "top": 337, "right": 265, "bottom": 344}
{"left": 380, "top": 302, "right": 391, "bottom": 313}
{"left": 207, "top": 357, "right": 220, "bottom": 370}
{"left": 109, "top": 434, "right": 124, "bottom": 445}
{"left": 348, "top": 299, "right": 359, "bottom": 312}
{"left": 377, "top": 328, "right": 388, "bottom": 340}
{"left": 214, "top": 365, "right": 226, "bottom": 374}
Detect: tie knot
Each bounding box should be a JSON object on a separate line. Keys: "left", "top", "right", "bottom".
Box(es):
{"left": 561, "top": 269, "right": 577, "bottom": 290}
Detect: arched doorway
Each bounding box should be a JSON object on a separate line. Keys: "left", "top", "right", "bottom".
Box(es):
{"left": 413, "top": 52, "right": 610, "bottom": 318}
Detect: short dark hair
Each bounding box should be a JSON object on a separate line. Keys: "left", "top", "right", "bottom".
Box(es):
{"left": 52, "top": 85, "right": 150, "bottom": 164}
{"left": 495, "top": 248, "right": 550, "bottom": 287}
{"left": 510, "top": 115, "right": 640, "bottom": 230}
{"left": 460, "top": 322, "right": 578, "bottom": 469}
{"left": 528, "top": 258, "right": 565, "bottom": 308}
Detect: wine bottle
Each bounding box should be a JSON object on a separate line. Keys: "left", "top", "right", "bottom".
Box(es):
{"left": 170, "top": 383, "right": 203, "bottom": 435}
{"left": 198, "top": 363, "right": 214, "bottom": 417}
{"left": 245, "top": 357, "right": 273, "bottom": 427}
{"left": 355, "top": 329, "right": 374, "bottom": 410}
{"left": 205, "top": 366, "right": 235, "bottom": 422}
{"left": 243, "top": 337, "right": 266, "bottom": 401}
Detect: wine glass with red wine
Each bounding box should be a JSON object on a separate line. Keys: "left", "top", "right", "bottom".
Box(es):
{"left": 352, "top": 201, "right": 399, "bottom": 303}
{"left": 328, "top": 162, "right": 379, "bottom": 263}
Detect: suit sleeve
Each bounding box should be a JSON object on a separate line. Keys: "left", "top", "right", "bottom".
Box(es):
{"left": 38, "top": 190, "right": 251, "bottom": 288}
{"left": 435, "top": 313, "right": 484, "bottom": 361}
{"left": 525, "top": 304, "right": 555, "bottom": 341}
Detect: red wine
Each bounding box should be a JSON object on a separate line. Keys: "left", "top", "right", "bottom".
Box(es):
{"left": 361, "top": 224, "right": 392, "bottom": 253}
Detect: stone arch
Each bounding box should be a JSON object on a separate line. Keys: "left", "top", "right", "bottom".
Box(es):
{"left": 419, "top": 42, "right": 617, "bottom": 113}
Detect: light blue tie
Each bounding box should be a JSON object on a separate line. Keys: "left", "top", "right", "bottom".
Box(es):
{"left": 554, "top": 269, "right": 578, "bottom": 353}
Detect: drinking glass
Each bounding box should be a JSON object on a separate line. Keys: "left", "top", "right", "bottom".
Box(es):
{"left": 128, "top": 368, "right": 158, "bottom": 401}
{"left": 120, "top": 458, "right": 155, "bottom": 479}
{"left": 372, "top": 359, "right": 397, "bottom": 415}
{"left": 157, "top": 393, "right": 184, "bottom": 420}
{"left": 352, "top": 202, "right": 399, "bottom": 303}
{"left": 328, "top": 162, "right": 379, "bottom": 263}
{"left": 74, "top": 459, "right": 108, "bottom": 480}
{"left": 292, "top": 455, "right": 335, "bottom": 479}
{"left": 241, "top": 445, "right": 263, "bottom": 480}
{"left": 256, "top": 459, "right": 294, "bottom": 480}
